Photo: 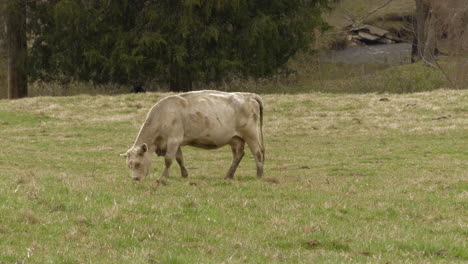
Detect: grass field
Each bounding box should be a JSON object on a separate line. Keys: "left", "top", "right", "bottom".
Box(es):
{"left": 0, "top": 89, "right": 466, "bottom": 263}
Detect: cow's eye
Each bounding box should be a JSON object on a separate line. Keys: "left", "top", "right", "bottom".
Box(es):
{"left": 134, "top": 163, "right": 140, "bottom": 169}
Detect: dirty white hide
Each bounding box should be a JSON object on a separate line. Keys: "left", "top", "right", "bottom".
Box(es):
{"left": 121, "top": 90, "right": 264, "bottom": 181}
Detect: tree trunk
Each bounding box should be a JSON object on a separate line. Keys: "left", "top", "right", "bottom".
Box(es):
{"left": 411, "top": 16, "right": 418, "bottom": 63}
{"left": 423, "top": 9, "right": 438, "bottom": 63}
{"left": 6, "top": 0, "right": 27, "bottom": 99}
{"left": 413, "top": 0, "right": 430, "bottom": 61}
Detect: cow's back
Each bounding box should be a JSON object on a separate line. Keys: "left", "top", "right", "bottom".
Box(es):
{"left": 178, "top": 91, "right": 242, "bottom": 146}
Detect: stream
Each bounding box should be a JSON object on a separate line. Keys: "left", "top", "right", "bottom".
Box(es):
{"left": 321, "top": 43, "right": 412, "bottom": 65}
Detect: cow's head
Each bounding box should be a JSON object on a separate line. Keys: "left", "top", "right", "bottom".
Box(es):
{"left": 121, "top": 143, "right": 152, "bottom": 181}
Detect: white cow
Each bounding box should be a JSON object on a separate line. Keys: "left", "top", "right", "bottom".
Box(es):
{"left": 121, "top": 90, "right": 264, "bottom": 181}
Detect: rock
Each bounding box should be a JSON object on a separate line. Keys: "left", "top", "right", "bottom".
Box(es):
{"left": 349, "top": 24, "right": 404, "bottom": 45}
{"left": 358, "top": 31, "right": 380, "bottom": 41}
{"left": 378, "top": 38, "right": 394, "bottom": 44}
{"left": 357, "top": 25, "right": 390, "bottom": 37}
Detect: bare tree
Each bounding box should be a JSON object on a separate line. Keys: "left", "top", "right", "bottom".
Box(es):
{"left": 6, "top": 0, "right": 27, "bottom": 99}
{"left": 413, "top": 0, "right": 467, "bottom": 88}
{"left": 436, "top": 0, "right": 468, "bottom": 88}
{"left": 412, "top": 0, "right": 433, "bottom": 62}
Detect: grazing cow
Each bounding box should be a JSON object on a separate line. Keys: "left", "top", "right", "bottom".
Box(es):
{"left": 121, "top": 90, "right": 264, "bottom": 181}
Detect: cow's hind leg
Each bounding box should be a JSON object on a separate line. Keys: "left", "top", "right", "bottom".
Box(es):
{"left": 225, "top": 136, "right": 245, "bottom": 179}
{"left": 176, "top": 147, "right": 188, "bottom": 178}
{"left": 245, "top": 138, "right": 264, "bottom": 179}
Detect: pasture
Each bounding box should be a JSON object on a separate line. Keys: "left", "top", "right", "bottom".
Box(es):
{"left": 0, "top": 90, "right": 467, "bottom": 263}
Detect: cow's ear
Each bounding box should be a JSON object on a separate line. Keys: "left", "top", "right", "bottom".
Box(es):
{"left": 120, "top": 153, "right": 127, "bottom": 158}
{"left": 138, "top": 143, "right": 148, "bottom": 155}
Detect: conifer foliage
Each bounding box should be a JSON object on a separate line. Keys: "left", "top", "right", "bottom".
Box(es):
{"left": 27, "top": 0, "right": 328, "bottom": 91}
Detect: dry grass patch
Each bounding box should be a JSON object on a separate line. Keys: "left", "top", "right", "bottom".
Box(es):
{"left": 262, "top": 89, "right": 467, "bottom": 138}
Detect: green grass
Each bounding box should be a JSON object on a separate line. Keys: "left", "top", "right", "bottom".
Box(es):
{"left": 231, "top": 61, "right": 449, "bottom": 94}
{"left": 0, "top": 90, "right": 467, "bottom": 263}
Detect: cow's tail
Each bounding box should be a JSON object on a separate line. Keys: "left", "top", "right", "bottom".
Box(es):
{"left": 251, "top": 94, "right": 265, "bottom": 158}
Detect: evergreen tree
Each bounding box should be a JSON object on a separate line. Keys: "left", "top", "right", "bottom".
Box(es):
{"left": 28, "top": 0, "right": 146, "bottom": 84}
{"left": 28, "top": 0, "right": 329, "bottom": 91}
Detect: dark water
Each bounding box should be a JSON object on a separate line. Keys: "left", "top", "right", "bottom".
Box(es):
{"left": 321, "top": 43, "right": 412, "bottom": 65}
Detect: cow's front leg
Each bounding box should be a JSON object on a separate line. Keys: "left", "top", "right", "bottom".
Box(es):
{"left": 161, "top": 158, "right": 172, "bottom": 179}
{"left": 176, "top": 147, "right": 188, "bottom": 178}
{"left": 160, "top": 140, "right": 179, "bottom": 179}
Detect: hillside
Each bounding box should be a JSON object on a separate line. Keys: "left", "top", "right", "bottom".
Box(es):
{"left": 317, "top": 0, "right": 415, "bottom": 50}
{"left": 325, "top": 0, "right": 414, "bottom": 29}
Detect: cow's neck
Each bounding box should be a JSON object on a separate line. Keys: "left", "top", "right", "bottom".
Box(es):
{"left": 133, "top": 121, "right": 157, "bottom": 152}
